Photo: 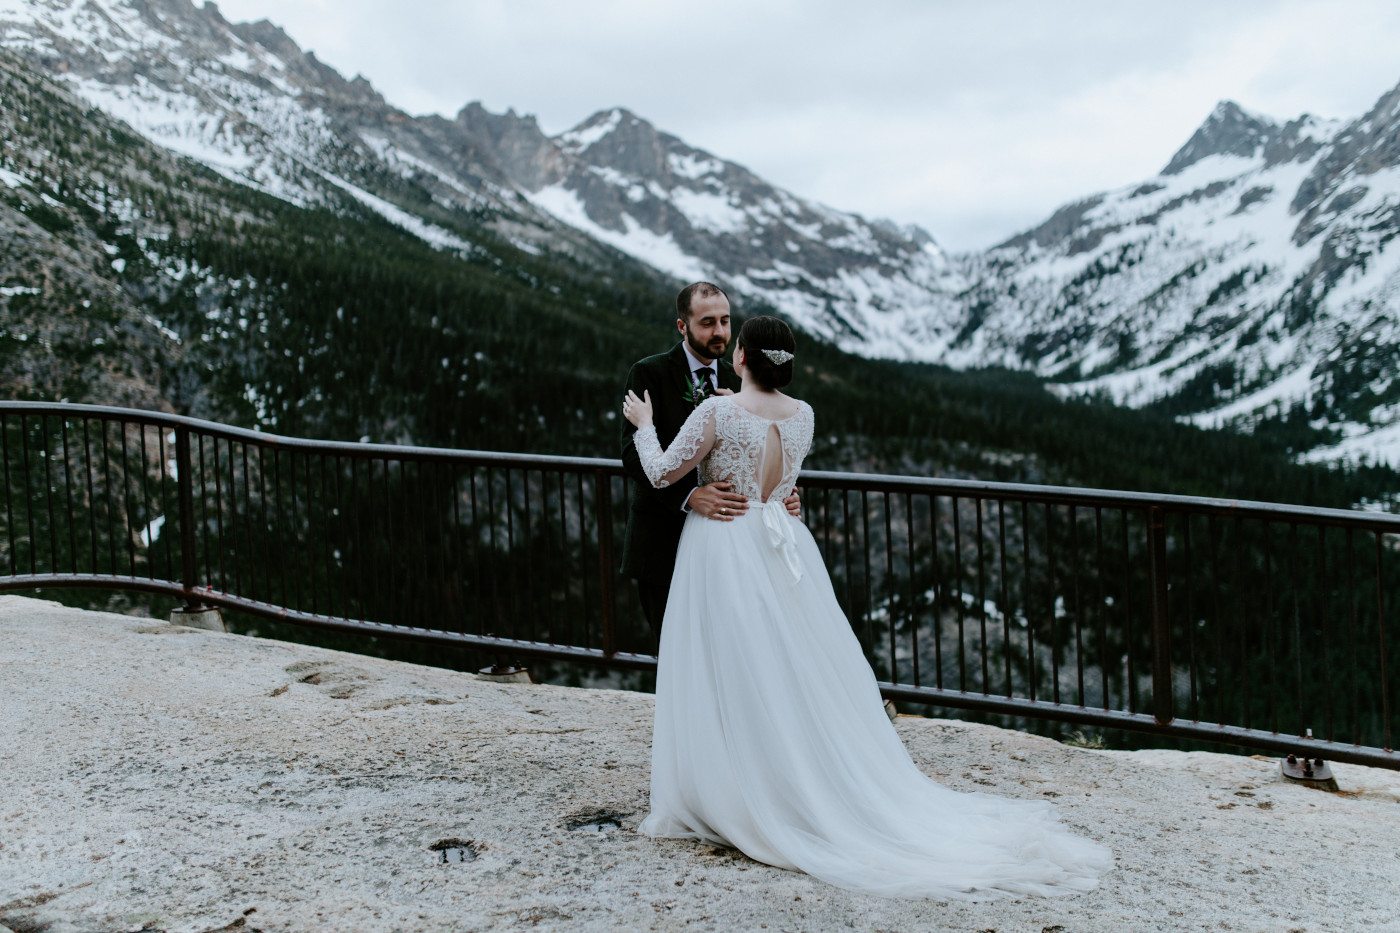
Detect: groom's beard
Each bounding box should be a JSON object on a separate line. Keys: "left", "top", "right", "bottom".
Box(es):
{"left": 684, "top": 327, "right": 728, "bottom": 362}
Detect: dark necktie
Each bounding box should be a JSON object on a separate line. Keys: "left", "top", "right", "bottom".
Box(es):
{"left": 697, "top": 366, "right": 716, "bottom": 394}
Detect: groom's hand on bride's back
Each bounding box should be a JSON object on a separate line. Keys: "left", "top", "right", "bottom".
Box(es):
{"left": 690, "top": 482, "right": 748, "bottom": 521}
{"left": 784, "top": 490, "right": 801, "bottom": 520}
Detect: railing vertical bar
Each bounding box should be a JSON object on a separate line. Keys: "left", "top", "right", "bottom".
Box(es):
{"left": 273, "top": 448, "right": 288, "bottom": 611}
{"left": 953, "top": 497, "right": 966, "bottom": 692}
{"left": 137, "top": 423, "right": 153, "bottom": 582}
{"left": 1237, "top": 517, "right": 1249, "bottom": 731}
{"left": 408, "top": 460, "right": 425, "bottom": 626}
{"left": 1122, "top": 508, "right": 1134, "bottom": 713}
{"left": 366, "top": 456, "right": 383, "bottom": 623}
{"left": 350, "top": 456, "right": 365, "bottom": 620}
{"left": 1374, "top": 532, "right": 1391, "bottom": 752}
{"left": 1264, "top": 521, "right": 1277, "bottom": 734}
{"left": 120, "top": 420, "right": 135, "bottom": 577}
{"left": 1318, "top": 525, "right": 1333, "bottom": 741}
{"left": 417, "top": 460, "right": 434, "bottom": 626}
{"left": 435, "top": 462, "right": 452, "bottom": 629}
{"left": 821, "top": 487, "right": 831, "bottom": 559}
{"left": 576, "top": 472, "right": 590, "bottom": 648}
{"left": 370, "top": 456, "right": 386, "bottom": 623}
{"left": 1022, "top": 499, "right": 1035, "bottom": 704}
{"left": 42, "top": 415, "right": 58, "bottom": 574}
{"left": 597, "top": 469, "right": 617, "bottom": 658}
{"left": 174, "top": 427, "right": 198, "bottom": 605}
{"left": 842, "top": 489, "right": 854, "bottom": 634}
{"left": 289, "top": 451, "right": 303, "bottom": 612}
{"left": 452, "top": 463, "right": 468, "bottom": 632}
{"left": 1070, "top": 504, "right": 1084, "bottom": 706}
{"left": 220, "top": 438, "right": 237, "bottom": 598}
{"left": 557, "top": 471, "right": 570, "bottom": 646}
{"left": 196, "top": 433, "right": 210, "bottom": 586}
{"left": 303, "top": 452, "right": 318, "bottom": 616}
{"left": 861, "top": 490, "right": 873, "bottom": 656}
{"left": 1185, "top": 515, "right": 1198, "bottom": 722}
{"left": 1148, "top": 506, "right": 1173, "bottom": 727}
{"left": 905, "top": 492, "right": 919, "bottom": 689}
{"left": 19, "top": 415, "right": 36, "bottom": 575}
{"left": 485, "top": 467, "right": 500, "bottom": 636}
{"left": 1046, "top": 502, "right": 1058, "bottom": 706}
{"left": 930, "top": 495, "right": 944, "bottom": 691}
{"left": 102, "top": 420, "right": 117, "bottom": 575}
{"left": 1209, "top": 515, "right": 1223, "bottom": 726}
{"left": 157, "top": 428, "right": 173, "bottom": 581}
{"left": 505, "top": 468, "right": 518, "bottom": 639}
{"left": 998, "top": 499, "right": 1011, "bottom": 698}
{"left": 316, "top": 452, "right": 331, "bottom": 619}
{"left": 375, "top": 457, "right": 388, "bottom": 624}
{"left": 473, "top": 467, "right": 487, "bottom": 637}
{"left": 332, "top": 454, "right": 347, "bottom": 622}
{"left": 976, "top": 497, "right": 989, "bottom": 694}
{"left": 1095, "top": 507, "right": 1109, "bottom": 711}
{"left": 257, "top": 446, "right": 273, "bottom": 609}
{"left": 82, "top": 419, "right": 97, "bottom": 575}
{"left": 60, "top": 417, "right": 76, "bottom": 574}
{"left": 1347, "top": 528, "right": 1359, "bottom": 741}
{"left": 1, "top": 415, "right": 15, "bottom": 576}
{"left": 240, "top": 444, "right": 257, "bottom": 606}
{"left": 522, "top": 467, "right": 535, "bottom": 640}
{"left": 229, "top": 439, "right": 245, "bottom": 600}
{"left": 1290, "top": 522, "right": 1303, "bottom": 737}
{"left": 884, "top": 491, "right": 897, "bottom": 683}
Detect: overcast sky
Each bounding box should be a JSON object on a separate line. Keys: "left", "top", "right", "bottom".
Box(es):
{"left": 214, "top": 0, "right": 1400, "bottom": 253}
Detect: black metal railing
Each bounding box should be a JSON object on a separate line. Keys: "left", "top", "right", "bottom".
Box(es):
{"left": 2, "top": 401, "right": 1397, "bottom": 769}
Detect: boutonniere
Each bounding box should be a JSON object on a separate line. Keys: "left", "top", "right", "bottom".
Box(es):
{"left": 683, "top": 374, "right": 712, "bottom": 408}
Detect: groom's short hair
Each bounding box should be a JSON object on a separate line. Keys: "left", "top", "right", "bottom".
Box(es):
{"left": 676, "top": 282, "right": 729, "bottom": 321}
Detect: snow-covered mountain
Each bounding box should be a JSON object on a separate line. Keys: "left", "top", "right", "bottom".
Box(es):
{"left": 0, "top": 0, "right": 964, "bottom": 358}
{"left": 953, "top": 90, "right": 1400, "bottom": 463}
{"left": 456, "top": 103, "right": 965, "bottom": 357}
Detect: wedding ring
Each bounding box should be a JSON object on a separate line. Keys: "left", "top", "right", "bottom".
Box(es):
{"left": 720, "top": 508, "right": 727, "bottom": 515}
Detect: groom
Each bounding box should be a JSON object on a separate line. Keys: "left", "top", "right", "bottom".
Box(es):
{"left": 619, "top": 282, "right": 799, "bottom": 634}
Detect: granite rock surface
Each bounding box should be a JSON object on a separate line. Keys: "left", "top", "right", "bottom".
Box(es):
{"left": 2, "top": 594, "right": 1398, "bottom": 932}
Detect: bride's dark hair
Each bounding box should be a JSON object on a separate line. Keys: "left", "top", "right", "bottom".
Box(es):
{"left": 737, "top": 316, "right": 797, "bottom": 389}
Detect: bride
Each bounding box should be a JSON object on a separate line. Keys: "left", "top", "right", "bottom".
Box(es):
{"left": 621, "top": 315, "right": 1113, "bottom": 900}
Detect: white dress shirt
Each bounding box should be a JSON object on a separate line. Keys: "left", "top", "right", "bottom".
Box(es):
{"left": 679, "top": 343, "right": 721, "bottom": 511}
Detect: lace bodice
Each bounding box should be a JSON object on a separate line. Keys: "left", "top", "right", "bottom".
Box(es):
{"left": 634, "top": 396, "right": 815, "bottom": 503}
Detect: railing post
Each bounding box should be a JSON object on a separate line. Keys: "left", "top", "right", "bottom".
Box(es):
{"left": 175, "top": 426, "right": 202, "bottom": 609}
{"left": 596, "top": 469, "right": 617, "bottom": 658}
{"left": 1148, "top": 506, "right": 1174, "bottom": 725}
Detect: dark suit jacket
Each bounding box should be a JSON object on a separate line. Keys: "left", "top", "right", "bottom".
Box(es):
{"left": 620, "top": 342, "right": 740, "bottom": 582}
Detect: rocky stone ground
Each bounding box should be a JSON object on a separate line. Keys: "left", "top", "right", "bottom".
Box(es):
{"left": 2, "top": 594, "right": 1398, "bottom": 932}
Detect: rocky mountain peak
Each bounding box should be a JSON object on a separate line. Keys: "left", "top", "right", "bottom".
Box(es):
{"left": 1162, "top": 100, "right": 1280, "bottom": 175}
{"left": 453, "top": 102, "right": 561, "bottom": 191}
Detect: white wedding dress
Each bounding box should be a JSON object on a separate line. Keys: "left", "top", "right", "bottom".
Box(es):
{"left": 630, "top": 395, "right": 1113, "bottom": 900}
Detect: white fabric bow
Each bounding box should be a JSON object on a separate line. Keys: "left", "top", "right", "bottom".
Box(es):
{"left": 761, "top": 497, "right": 804, "bottom": 584}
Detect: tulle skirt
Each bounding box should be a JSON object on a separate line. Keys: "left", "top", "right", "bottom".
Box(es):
{"left": 638, "top": 504, "right": 1113, "bottom": 900}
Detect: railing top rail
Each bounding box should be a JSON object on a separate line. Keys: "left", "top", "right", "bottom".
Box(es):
{"left": 0, "top": 401, "right": 616, "bottom": 472}
{"left": 797, "top": 469, "right": 1400, "bottom": 531}
{"left": 5, "top": 400, "right": 1397, "bottom": 531}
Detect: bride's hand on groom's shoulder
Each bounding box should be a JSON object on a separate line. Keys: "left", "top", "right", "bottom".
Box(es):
{"left": 622, "top": 389, "right": 653, "bottom": 427}
{"left": 713, "top": 387, "right": 734, "bottom": 396}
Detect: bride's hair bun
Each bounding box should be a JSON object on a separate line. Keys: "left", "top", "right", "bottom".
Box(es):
{"left": 738, "top": 316, "right": 797, "bottom": 389}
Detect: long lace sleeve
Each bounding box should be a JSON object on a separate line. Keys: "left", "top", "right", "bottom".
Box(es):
{"left": 634, "top": 398, "right": 719, "bottom": 488}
